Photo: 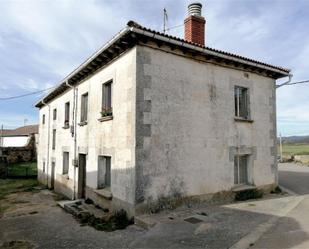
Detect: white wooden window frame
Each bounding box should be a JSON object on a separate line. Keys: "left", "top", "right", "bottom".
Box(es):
{"left": 234, "top": 86, "right": 250, "bottom": 119}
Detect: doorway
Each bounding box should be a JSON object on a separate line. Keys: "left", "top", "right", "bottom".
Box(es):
{"left": 50, "top": 162, "right": 55, "bottom": 189}
{"left": 78, "top": 154, "right": 86, "bottom": 198}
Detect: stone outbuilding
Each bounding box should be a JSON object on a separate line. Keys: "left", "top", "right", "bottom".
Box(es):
{"left": 0, "top": 125, "right": 38, "bottom": 164}
{"left": 35, "top": 3, "right": 291, "bottom": 216}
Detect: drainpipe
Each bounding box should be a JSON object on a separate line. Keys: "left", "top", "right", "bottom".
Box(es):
{"left": 276, "top": 74, "right": 293, "bottom": 89}
{"left": 42, "top": 100, "right": 50, "bottom": 187}
{"left": 65, "top": 80, "right": 78, "bottom": 200}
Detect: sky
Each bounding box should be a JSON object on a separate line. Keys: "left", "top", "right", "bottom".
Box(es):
{"left": 0, "top": 0, "right": 308, "bottom": 136}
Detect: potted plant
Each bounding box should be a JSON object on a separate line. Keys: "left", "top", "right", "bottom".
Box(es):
{"left": 101, "top": 107, "right": 113, "bottom": 117}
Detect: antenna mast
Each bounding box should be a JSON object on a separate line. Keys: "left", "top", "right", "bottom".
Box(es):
{"left": 163, "top": 8, "right": 168, "bottom": 33}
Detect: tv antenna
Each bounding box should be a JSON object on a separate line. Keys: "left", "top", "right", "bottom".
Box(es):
{"left": 163, "top": 8, "right": 168, "bottom": 33}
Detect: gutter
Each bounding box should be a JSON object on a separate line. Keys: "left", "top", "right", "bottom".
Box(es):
{"left": 275, "top": 74, "right": 293, "bottom": 88}
{"left": 65, "top": 80, "right": 78, "bottom": 200}
{"left": 42, "top": 100, "right": 50, "bottom": 187}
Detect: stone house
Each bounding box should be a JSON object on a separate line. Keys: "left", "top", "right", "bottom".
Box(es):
{"left": 0, "top": 125, "right": 38, "bottom": 163}
{"left": 35, "top": 3, "right": 291, "bottom": 216}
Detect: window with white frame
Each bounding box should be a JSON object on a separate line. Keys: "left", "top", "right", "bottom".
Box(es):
{"left": 234, "top": 86, "right": 250, "bottom": 119}
{"left": 52, "top": 129, "right": 56, "bottom": 150}
{"left": 234, "top": 155, "right": 249, "bottom": 185}
{"left": 80, "top": 93, "right": 88, "bottom": 122}
{"left": 53, "top": 108, "right": 57, "bottom": 120}
{"left": 63, "top": 152, "right": 69, "bottom": 174}
{"left": 64, "top": 102, "right": 70, "bottom": 126}
{"left": 97, "top": 156, "right": 111, "bottom": 189}
{"left": 101, "top": 81, "right": 112, "bottom": 117}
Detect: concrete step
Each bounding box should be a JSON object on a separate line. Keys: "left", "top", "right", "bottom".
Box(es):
{"left": 58, "top": 199, "right": 109, "bottom": 219}
{"left": 134, "top": 215, "right": 157, "bottom": 230}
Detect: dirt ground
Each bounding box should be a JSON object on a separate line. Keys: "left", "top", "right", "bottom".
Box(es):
{"left": 0, "top": 180, "right": 301, "bottom": 249}
{"left": 0, "top": 185, "right": 144, "bottom": 249}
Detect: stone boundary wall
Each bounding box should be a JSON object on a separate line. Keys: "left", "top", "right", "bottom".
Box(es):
{"left": 0, "top": 135, "right": 37, "bottom": 164}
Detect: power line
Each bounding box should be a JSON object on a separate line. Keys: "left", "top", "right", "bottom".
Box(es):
{"left": 1, "top": 77, "right": 308, "bottom": 101}
{"left": 276, "top": 79, "right": 309, "bottom": 88}
{"left": 284, "top": 79, "right": 309, "bottom": 86}
{"left": 0, "top": 86, "right": 55, "bottom": 101}
{"left": 162, "top": 23, "right": 184, "bottom": 33}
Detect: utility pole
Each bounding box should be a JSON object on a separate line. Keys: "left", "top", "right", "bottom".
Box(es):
{"left": 279, "top": 133, "right": 283, "bottom": 162}
{"left": 163, "top": 8, "right": 168, "bottom": 33}
{"left": 0, "top": 124, "right": 3, "bottom": 154}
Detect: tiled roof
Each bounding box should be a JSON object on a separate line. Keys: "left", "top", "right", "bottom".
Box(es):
{"left": 35, "top": 20, "right": 290, "bottom": 108}
{"left": 127, "top": 21, "right": 290, "bottom": 73}
{"left": 1, "top": 125, "right": 38, "bottom": 136}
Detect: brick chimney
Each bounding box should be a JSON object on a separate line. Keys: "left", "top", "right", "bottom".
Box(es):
{"left": 184, "top": 3, "right": 205, "bottom": 46}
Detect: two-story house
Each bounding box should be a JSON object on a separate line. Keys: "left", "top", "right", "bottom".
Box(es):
{"left": 36, "top": 3, "right": 291, "bottom": 216}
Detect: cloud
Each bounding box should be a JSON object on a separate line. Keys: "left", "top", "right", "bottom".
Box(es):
{"left": 0, "top": 0, "right": 308, "bottom": 135}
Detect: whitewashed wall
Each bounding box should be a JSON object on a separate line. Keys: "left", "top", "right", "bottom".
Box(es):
{"left": 135, "top": 45, "right": 277, "bottom": 204}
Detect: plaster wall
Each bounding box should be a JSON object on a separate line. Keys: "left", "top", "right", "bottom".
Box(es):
{"left": 38, "top": 48, "right": 136, "bottom": 212}
{"left": 135, "top": 45, "right": 277, "bottom": 204}
{"left": 1, "top": 136, "right": 29, "bottom": 147}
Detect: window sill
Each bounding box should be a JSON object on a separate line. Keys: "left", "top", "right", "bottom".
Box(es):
{"left": 94, "top": 188, "right": 112, "bottom": 200}
{"left": 61, "top": 173, "right": 69, "bottom": 180}
{"left": 78, "top": 121, "right": 88, "bottom": 126}
{"left": 232, "top": 184, "right": 256, "bottom": 192}
{"left": 234, "top": 117, "right": 254, "bottom": 123}
{"left": 63, "top": 124, "right": 70, "bottom": 129}
{"left": 98, "top": 116, "right": 113, "bottom": 122}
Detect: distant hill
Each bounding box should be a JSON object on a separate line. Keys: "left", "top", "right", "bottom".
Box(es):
{"left": 279, "top": 135, "right": 309, "bottom": 144}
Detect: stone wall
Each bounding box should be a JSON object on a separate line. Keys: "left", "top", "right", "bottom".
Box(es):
{"left": 1, "top": 135, "right": 36, "bottom": 164}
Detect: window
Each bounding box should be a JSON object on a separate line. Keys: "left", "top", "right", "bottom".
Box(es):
{"left": 80, "top": 93, "right": 88, "bottom": 122}
{"left": 52, "top": 129, "right": 56, "bottom": 150}
{"left": 63, "top": 152, "right": 69, "bottom": 174}
{"left": 101, "top": 81, "right": 112, "bottom": 117}
{"left": 234, "top": 155, "right": 248, "bottom": 185}
{"left": 64, "top": 102, "right": 70, "bottom": 126}
{"left": 43, "top": 161, "right": 45, "bottom": 173}
{"left": 234, "top": 86, "right": 249, "bottom": 119}
{"left": 42, "top": 114, "right": 45, "bottom": 125}
{"left": 98, "top": 156, "right": 111, "bottom": 189}
{"left": 53, "top": 108, "right": 57, "bottom": 120}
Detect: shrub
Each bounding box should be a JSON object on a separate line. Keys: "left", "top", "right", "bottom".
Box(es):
{"left": 235, "top": 189, "right": 263, "bottom": 201}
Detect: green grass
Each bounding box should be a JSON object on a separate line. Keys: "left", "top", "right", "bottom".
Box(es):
{"left": 280, "top": 144, "right": 309, "bottom": 156}
{"left": 7, "top": 161, "right": 37, "bottom": 176}
{"left": 0, "top": 179, "right": 38, "bottom": 200}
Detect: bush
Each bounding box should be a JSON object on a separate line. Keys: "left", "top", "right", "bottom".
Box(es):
{"left": 235, "top": 189, "right": 263, "bottom": 201}
{"left": 76, "top": 209, "right": 133, "bottom": 232}
{"left": 110, "top": 209, "right": 134, "bottom": 230}
{"left": 271, "top": 186, "right": 282, "bottom": 194}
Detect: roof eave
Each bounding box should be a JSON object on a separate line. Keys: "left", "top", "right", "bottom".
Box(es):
{"left": 35, "top": 26, "right": 132, "bottom": 108}
{"left": 36, "top": 22, "right": 290, "bottom": 108}
{"left": 129, "top": 26, "right": 290, "bottom": 79}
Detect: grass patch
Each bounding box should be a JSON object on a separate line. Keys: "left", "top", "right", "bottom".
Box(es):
{"left": 0, "top": 179, "right": 38, "bottom": 200}
{"left": 280, "top": 144, "right": 309, "bottom": 156}
{"left": 235, "top": 189, "right": 263, "bottom": 201}
{"left": 7, "top": 162, "right": 37, "bottom": 177}
{"left": 78, "top": 209, "right": 134, "bottom": 232}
